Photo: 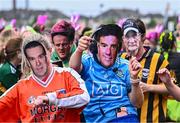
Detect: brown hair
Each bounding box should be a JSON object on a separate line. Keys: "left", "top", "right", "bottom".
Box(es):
{"left": 0, "top": 29, "right": 17, "bottom": 44}
{"left": 0, "top": 37, "right": 23, "bottom": 63}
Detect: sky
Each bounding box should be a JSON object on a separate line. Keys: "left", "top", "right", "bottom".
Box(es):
{"left": 0, "top": 0, "right": 180, "bottom": 17}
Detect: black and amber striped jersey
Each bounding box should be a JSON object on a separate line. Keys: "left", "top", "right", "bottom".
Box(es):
{"left": 120, "top": 47, "right": 169, "bottom": 122}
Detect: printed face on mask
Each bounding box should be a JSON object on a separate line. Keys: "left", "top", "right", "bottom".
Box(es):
{"left": 123, "top": 31, "right": 142, "bottom": 56}
{"left": 26, "top": 45, "right": 50, "bottom": 80}
{"left": 97, "top": 35, "right": 119, "bottom": 68}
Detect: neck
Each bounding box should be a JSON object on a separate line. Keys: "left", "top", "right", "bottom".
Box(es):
{"left": 9, "top": 58, "right": 19, "bottom": 68}
{"left": 40, "top": 65, "right": 53, "bottom": 81}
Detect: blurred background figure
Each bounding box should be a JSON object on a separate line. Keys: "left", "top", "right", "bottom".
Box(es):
{"left": 159, "top": 30, "right": 180, "bottom": 122}
{"left": 0, "top": 18, "right": 6, "bottom": 33}
{"left": 175, "top": 23, "right": 180, "bottom": 52}
{"left": 144, "top": 31, "right": 158, "bottom": 49}
{"left": 0, "top": 29, "right": 19, "bottom": 53}
{"left": 159, "top": 31, "right": 177, "bottom": 59}
{"left": 144, "top": 24, "right": 164, "bottom": 51}
{"left": 50, "top": 20, "right": 76, "bottom": 67}
{"left": 0, "top": 37, "right": 23, "bottom": 95}
{"left": 0, "top": 29, "right": 19, "bottom": 63}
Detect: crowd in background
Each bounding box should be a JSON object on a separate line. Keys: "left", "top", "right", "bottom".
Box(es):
{"left": 0, "top": 14, "right": 180, "bottom": 122}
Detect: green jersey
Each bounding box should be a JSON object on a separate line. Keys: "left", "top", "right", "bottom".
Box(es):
{"left": 51, "top": 44, "right": 76, "bottom": 67}
{"left": 0, "top": 61, "right": 21, "bottom": 95}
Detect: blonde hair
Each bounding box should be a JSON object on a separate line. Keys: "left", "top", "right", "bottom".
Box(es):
{"left": 21, "top": 33, "right": 52, "bottom": 76}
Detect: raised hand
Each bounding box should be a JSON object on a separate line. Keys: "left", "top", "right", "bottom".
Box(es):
{"left": 157, "top": 68, "right": 171, "bottom": 84}
{"left": 129, "top": 56, "right": 142, "bottom": 79}
{"left": 33, "top": 95, "right": 49, "bottom": 106}
{"left": 77, "top": 36, "right": 92, "bottom": 53}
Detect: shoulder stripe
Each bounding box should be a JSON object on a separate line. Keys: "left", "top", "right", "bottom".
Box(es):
{"left": 120, "top": 53, "right": 127, "bottom": 59}
{"left": 50, "top": 67, "right": 90, "bottom": 108}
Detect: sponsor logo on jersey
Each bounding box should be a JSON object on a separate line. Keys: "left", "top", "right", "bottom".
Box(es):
{"left": 142, "top": 68, "right": 149, "bottom": 79}
{"left": 116, "top": 70, "right": 124, "bottom": 78}
{"left": 92, "top": 81, "right": 123, "bottom": 98}
{"left": 28, "top": 96, "right": 36, "bottom": 105}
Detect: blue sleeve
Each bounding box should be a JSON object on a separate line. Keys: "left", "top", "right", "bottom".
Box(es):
{"left": 81, "top": 54, "right": 91, "bottom": 77}
{"left": 125, "top": 65, "right": 131, "bottom": 93}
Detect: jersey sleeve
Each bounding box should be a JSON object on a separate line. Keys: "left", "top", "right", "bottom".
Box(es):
{"left": 0, "top": 84, "right": 20, "bottom": 122}
{"left": 46, "top": 68, "right": 90, "bottom": 108}
{"left": 125, "top": 64, "right": 132, "bottom": 93}
{"left": 81, "top": 54, "right": 91, "bottom": 76}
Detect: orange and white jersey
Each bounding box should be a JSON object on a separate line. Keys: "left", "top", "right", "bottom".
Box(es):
{"left": 0, "top": 67, "right": 89, "bottom": 122}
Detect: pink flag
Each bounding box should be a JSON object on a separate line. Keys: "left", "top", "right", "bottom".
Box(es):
{"left": 36, "top": 15, "right": 48, "bottom": 25}
{"left": 155, "top": 24, "right": 164, "bottom": 37}
{"left": 10, "top": 19, "right": 16, "bottom": 28}
{"left": 0, "top": 18, "right": 6, "bottom": 30}
{"left": 70, "top": 14, "right": 81, "bottom": 31}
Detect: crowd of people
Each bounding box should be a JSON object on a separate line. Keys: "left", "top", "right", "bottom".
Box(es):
{"left": 0, "top": 16, "right": 180, "bottom": 122}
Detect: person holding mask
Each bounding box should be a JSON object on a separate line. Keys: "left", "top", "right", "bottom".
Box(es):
{"left": 69, "top": 24, "right": 143, "bottom": 122}
{"left": 0, "top": 34, "right": 89, "bottom": 122}
{"left": 121, "top": 18, "right": 170, "bottom": 122}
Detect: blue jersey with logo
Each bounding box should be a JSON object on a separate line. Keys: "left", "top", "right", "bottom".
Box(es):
{"left": 81, "top": 54, "right": 137, "bottom": 122}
